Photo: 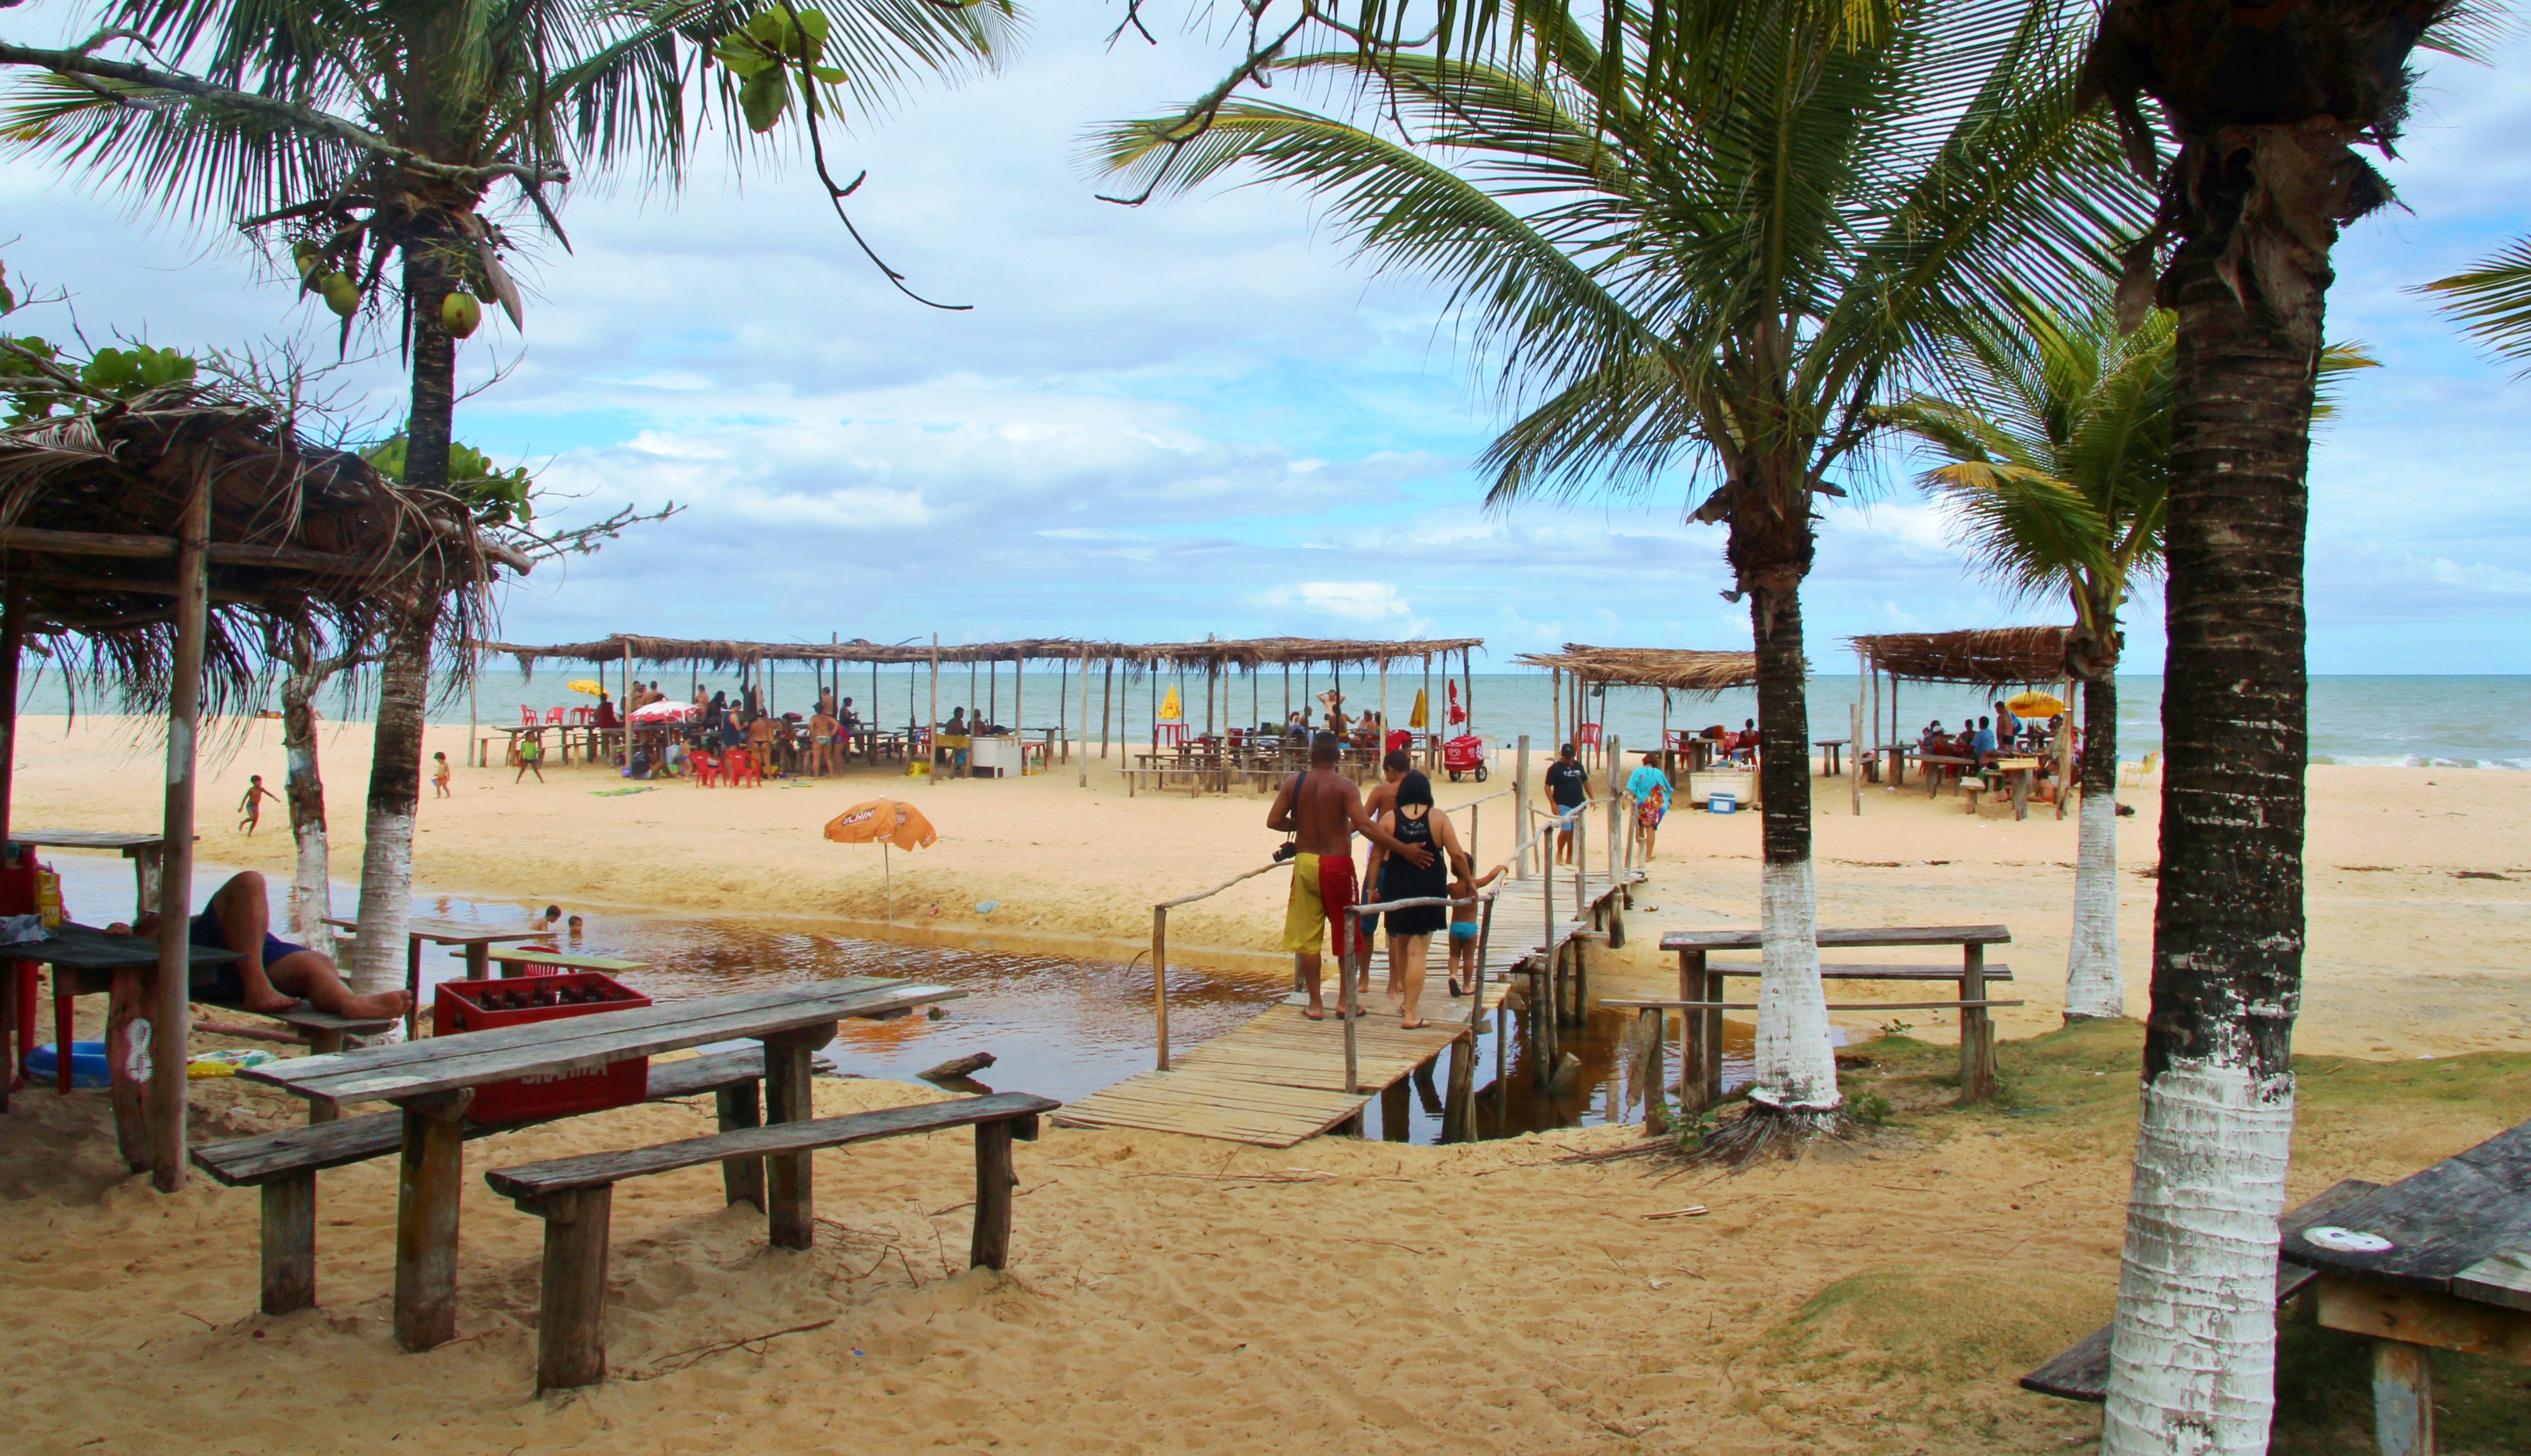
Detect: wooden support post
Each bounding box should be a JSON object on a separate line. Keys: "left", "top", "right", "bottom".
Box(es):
{"left": 715, "top": 1082, "right": 765, "bottom": 1210}
{"left": 1676, "top": 947, "right": 1714, "bottom": 1110}
{"left": 106, "top": 964, "right": 146, "bottom": 1168}
{"left": 1380, "top": 1079, "right": 1412, "bottom": 1142}
{"left": 1101, "top": 659, "right": 1113, "bottom": 761}
{"left": 928, "top": 636, "right": 940, "bottom": 776}
{"left": 1958, "top": 942, "right": 1996, "bottom": 1102}
{"left": 1512, "top": 736, "right": 1532, "bottom": 878}
{"left": 2372, "top": 1339, "right": 2436, "bottom": 1456}
{"left": 1441, "top": 1032, "right": 1475, "bottom": 1144}
{"left": 464, "top": 941, "right": 490, "bottom": 981}
{"left": 2056, "top": 678, "right": 2076, "bottom": 821}
{"left": 760, "top": 1028, "right": 823, "bottom": 1248}
{"left": 260, "top": 1172, "right": 318, "bottom": 1314}
{"left": 970, "top": 1120, "right": 1016, "bottom": 1270}
{"left": 534, "top": 1186, "right": 614, "bottom": 1392}
{"left": 150, "top": 464, "right": 212, "bottom": 1192}
{"left": 1076, "top": 644, "right": 1092, "bottom": 784}
{"left": 1152, "top": 906, "right": 1170, "bottom": 1070}
{"left": 1638, "top": 1008, "right": 1668, "bottom": 1134}
{"left": 1342, "top": 919, "right": 1361, "bottom": 1096}
{"left": 392, "top": 1088, "right": 472, "bottom": 1352}
{"left": 1849, "top": 698, "right": 1864, "bottom": 816}
{"left": 305, "top": 1026, "right": 344, "bottom": 1124}
{"left": 403, "top": 934, "right": 424, "bottom": 1040}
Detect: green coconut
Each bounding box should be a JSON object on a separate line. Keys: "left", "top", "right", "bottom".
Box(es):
{"left": 440, "top": 290, "right": 482, "bottom": 338}
{"left": 292, "top": 240, "right": 324, "bottom": 278}
{"left": 318, "top": 272, "right": 360, "bottom": 318}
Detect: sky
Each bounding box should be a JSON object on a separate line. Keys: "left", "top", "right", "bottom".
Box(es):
{"left": 7, "top": 2, "right": 2531, "bottom": 673}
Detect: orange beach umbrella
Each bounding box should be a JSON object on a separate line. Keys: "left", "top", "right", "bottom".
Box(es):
{"left": 826, "top": 799, "right": 937, "bottom": 922}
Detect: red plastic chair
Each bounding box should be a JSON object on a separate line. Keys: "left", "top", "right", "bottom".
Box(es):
{"left": 544, "top": 706, "right": 566, "bottom": 726}
{"left": 1578, "top": 722, "right": 1602, "bottom": 750}
{"left": 1157, "top": 722, "right": 1189, "bottom": 748}
{"left": 568, "top": 706, "right": 594, "bottom": 726}
{"left": 727, "top": 748, "right": 764, "bottom": 786}
{"left": 519, "top": 706, "right": 538, "bottom": 726}
{"left": 690, "top": 750, "right": 720, "bottom": 786}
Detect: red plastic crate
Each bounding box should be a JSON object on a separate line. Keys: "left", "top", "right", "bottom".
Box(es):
{"left": 432, "top": 971, "right": 651, "bottom": 1124}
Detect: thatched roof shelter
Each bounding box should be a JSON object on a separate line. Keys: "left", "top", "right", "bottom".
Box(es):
{"left": 480, "top": 633, "right": 1486, "bottom": 677}
{"left": 1515, "top": 644, "right": 1761, "bottom": 695}
{"left": 0, "top": 382, "right": 528, "bottom": 1194}
{"left": 1, "top": 388, "right": 522, "bottom": 712}
{"left": 1847, "top": 627, "right": 2072, "bottom": 686}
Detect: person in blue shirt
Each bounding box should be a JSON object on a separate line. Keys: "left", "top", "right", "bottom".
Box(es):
{"left": 1969, "top": 716, "right": 1998, "bottom": 762}
{"left": 1624, "top": 752, "right": 1672, "bottom": 860}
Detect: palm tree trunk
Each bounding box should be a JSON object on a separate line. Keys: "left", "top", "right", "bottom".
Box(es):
{"left": 2101, "top": 252, "right": 2312, "bottom": 1456}
{"left": 350, "top": 242, "right": 458, "bottom": 1006}
{"left": 1744, "top": 572, "right": 1838, "bottom": 1114}
{"left": 2062, "top": 664, "right": 2122, "bottom": 1020}
{"left": 280, "top": 627, "right": 334, "bottom": 950}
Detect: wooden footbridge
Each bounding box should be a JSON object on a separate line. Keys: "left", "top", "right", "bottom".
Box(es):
{"left": 1056, "top": 776, "right": 1644, "bottom": 1147}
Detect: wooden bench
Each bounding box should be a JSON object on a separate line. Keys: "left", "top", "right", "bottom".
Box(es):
{"left": 484, "top": 1090, "right": 1060, "bottom": 1390}
{"left": 192, "top": 1048, "right": 770, "bottom": 1316}
{"left": 1638, "top": 926, "right": 2018, "bottom": 1118}
{"left": 2020, "top": 1178, "right": 2382, "bottom": 1402}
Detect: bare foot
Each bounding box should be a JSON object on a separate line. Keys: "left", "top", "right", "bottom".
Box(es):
{"left": 1401, "top": 1018, "right": 1430, "bottom": 1030}
{"left": 336, "top": 990, "right": 412, "bottom": 1020}
{"left": 1302, "top": 1004, "right": 1328, "bottom": 1021}
{"left": 240, "top": 990, "right": 304, "bottom": 1014}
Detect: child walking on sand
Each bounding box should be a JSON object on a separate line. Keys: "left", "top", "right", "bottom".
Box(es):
{"left": 1446, "top": 851, "right": 1504, "bottom": 998}
{"left": 432, "top": 752, "right": 452, "bottom": 798}
{"left": 516, "top": 734, "right": 545, "bottom": 783}
{"left": 238, "top": 775, "right": 278, "bottom": 834}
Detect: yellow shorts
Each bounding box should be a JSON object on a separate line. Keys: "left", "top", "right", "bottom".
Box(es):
{"left": 1283, "top": 852, "right": 1359, "bottom": 956}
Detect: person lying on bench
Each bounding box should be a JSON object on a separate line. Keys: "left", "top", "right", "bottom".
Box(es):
{"left": 106, "top": 870, "right": 410, "bottom": 1020}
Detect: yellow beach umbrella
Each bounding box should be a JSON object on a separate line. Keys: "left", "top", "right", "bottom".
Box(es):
{"left": 2006, "top": 690, "right": 2066, "bottom": 718}
{"left": 826, "top": 798, "right": 939, "bottom": 922}
{"left": 1158, "top": 685, "right": 1184, "bottom": 722}
{"left": 565, "top": 678, "right": 606, "bottom": 696}
{"left": 1408, "top": 687, "right": 1430, "bottom": 730}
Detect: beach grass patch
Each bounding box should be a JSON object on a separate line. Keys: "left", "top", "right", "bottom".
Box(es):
{"left": 1765, "top": 1264, "right": 2108, "bottom": 1392}
{"left": 2270, "top": 1294, "right": 2531, "bottom": 1456}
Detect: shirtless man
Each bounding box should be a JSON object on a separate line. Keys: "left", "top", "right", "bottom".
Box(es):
{"left": 808, "top": 706, "right": 840, "bottom": 776}
{"left": 1267, "top": 733, "right": 1432, "bottom": 1020}
{"left": 108, "top": 870, "right": 410, "bottom": 1020}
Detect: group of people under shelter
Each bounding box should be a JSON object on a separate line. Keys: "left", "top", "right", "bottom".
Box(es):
{"left": 600, "top": 679, "right": 1017, "bottom": 782}
{"left": 1267, "top": 735, "right": 1674, "bottom": 1030}
{"left": 1914, "top": 698, "right": 2082, "bottom": 800}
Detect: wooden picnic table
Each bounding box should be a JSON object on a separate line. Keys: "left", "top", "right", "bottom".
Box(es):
{"left": 1812, "top": 738, "right": 1848, "bottom": 776}
{"left": 324, "top": 915, "right": 548, "bottom": 1035}
{"left": 480, "top": 947, "right": 650, "bottom": 976}
{"left": 1649, "top": 925, "right": 2016, "bottom": 1110}
{"left": 4, "top": 922, "right": 236, "bottom": 1164}
{"left": 1990, "top": 756, "right": 2042, "bottom": 820}
{"left": 2279, "top": 1118, "right": 2531, "bottom": 1455}
{"left": 240, "top": 976, "right": 963, "bottom": 1352}
{"left": 8, "top": 830, "right": 175, "bottom": 918}
{"left": 1918, "top": 753, "right": 1978, "bottom": 796}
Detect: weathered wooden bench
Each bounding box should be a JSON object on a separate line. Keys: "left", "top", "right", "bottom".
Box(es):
{"left": 1620, "top": 926, "right": 2020, "bottom": 1123}
{"left": 2020, "top": 1178, "right": 2382, "bottom": 1402}
{"left": 484, "top": 1090, "right": 1060, "bottom": 1390}
{"left": 192, "top": 1048, "right": 770, "bottom": 1316}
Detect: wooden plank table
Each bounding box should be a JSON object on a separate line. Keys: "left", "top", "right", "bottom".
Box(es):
{"left": 480, "top": 947, "right": 650, "bottom": 977}
{"left": 4, "top": 923, "right": 237, "bottom": 1166}
{"left": 2280, "top": 1118, "right": 2531, "bottom": 1455}
{"left": 324, "top": 915, "right": 548, "bottom": 1034}
{"left": 1812, "top": 738, "right": 1847, "bottom": 776}
{"left": 1658, "top": 925, "right": 2014, "bottom": 1106}
{"left": 1990, "top": 756, "right": 2041, "bottom": 820}
{"left": 241, "top": 976, "right": 962, "bottom": 1352}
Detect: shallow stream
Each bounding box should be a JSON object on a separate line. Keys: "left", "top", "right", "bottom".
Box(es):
{"left": 46, "top": 852, "right": 1754, "bottom": 1145}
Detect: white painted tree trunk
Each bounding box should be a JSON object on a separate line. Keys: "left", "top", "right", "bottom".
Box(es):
{"left": 350, "top": 606, "right": 432, "bottom": 1020}
{"left": 2101, "top": 1060, "right": 2296, "bottom": 1456}
{"left": 2064, "top": 786, "right": 2124, "bottom": 1019}
{"left": 288, "top": 748, "right": 332, "bottom": 947}
{"left": 352, "top": 806, "right": 414, "bottom": 1000}
{"left": 1748, "top": 856, "right": 1840, "bottom": 1110}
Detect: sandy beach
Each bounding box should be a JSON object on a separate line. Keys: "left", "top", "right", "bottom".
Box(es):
{"left": 5, "top": 716, "right": 2530, "bottom": 1454}
{"left": 14, "top": 714, "right": 2530, "bottom": 1056}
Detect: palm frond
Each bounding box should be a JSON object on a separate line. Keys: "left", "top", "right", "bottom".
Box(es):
{"left": 2418, "top": 237, "right": 2531, "bottom": 368}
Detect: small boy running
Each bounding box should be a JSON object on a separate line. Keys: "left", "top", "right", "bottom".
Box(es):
{"left": 1444, "top": 851, "right": 1505, "bottom": 997}
{"left": 432, "top": 751, "right": 452, "bottom": 798}
{"left": 238, "top": 775, "right": 280, "bottom": 834}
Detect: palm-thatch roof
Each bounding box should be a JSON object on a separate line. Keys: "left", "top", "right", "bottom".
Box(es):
{"left": 0, "top": 386, "right": 526, "bottom": 712}
{"left": 480, "top": 634, "right": 1486, "bottom": 678}
{"left": 1848, "top": 627, "right": 2071, "bottom": 686}
{"left": 1515, "top": 644, "right": 1762, "bottom": 695}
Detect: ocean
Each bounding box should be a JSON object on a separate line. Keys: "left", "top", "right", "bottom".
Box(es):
{"left": 18, "top": 666, "right": 2530, "bottom": 769}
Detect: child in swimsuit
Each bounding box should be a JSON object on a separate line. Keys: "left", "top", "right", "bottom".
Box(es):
{"left": 1444, "top": 852, "right": 1504, "bottom": 997}
{"left": 432, "top": 751, "right": 452, "bottom": 797}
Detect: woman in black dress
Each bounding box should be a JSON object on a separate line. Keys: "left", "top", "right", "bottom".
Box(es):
{"left": 1372, "top": 770, "right": 1470, "bottom": 1028}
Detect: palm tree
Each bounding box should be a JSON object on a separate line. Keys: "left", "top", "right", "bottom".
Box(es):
{"left": 2076, "top": 0, "right": 2478, "bottom": 1447}
{"left": 2422, "top": 236, "right": 2531, "bottom": 363}
{"left": 1880, "top": 300, "right": 2374, "bottom": 1027}
{"left": 1100, "top": 0, "right": 2140, "bottom": 1138}
{"left": 1877, "top": 294, "right": 2172, "bottom": 1022}
{"left": 2, "top": 0, "right": 1014, "bottom": 1002}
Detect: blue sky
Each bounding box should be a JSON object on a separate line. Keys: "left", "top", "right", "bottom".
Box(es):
{"left": 8, "top": 1, "right": 2531, "bottom": 672}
